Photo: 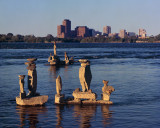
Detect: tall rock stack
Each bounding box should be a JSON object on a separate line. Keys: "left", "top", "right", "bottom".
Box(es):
{"left": 25, "top": 58, "right": 37, "bottom": 97}
{"left": 16, "top": 58, "right": 48, "bottom": 106}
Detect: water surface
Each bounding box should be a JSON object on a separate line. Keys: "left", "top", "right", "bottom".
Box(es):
{"left": 0, "top": 43, "right": 160, "bottom": 127}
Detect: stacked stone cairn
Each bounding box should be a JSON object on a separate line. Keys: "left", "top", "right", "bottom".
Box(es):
{"left": 102, "top": 80, "right": 115, "bottom": 101}
{"left": 55, "top": 59, "right": 115, "bottom": 105}
{"left": 18, "top": 75, "right": 26, "bottom": 99}
{"left": 48, "top": 41, "right": 74, "bottom": 66}
{"left": 16, "top": 58, "right": 48, "bottom": 106}
{"left": 72, "top": 59, "right": 97, "bottom": 103}
{"left": 55, "top": 75, "right": 65, "bottom": 104}
{"left": 25, "top": 58, "right": 38, "bottom": 97}
{"left": 48, "top": 41, "right": 60, "bottom": 65}
{"left": 64, "top": 52, "right": 69, "bottom": 65}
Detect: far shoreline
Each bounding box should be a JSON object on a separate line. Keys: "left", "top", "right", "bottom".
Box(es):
{"left": 1, "top": 41, "right": 160, "bottom": 44}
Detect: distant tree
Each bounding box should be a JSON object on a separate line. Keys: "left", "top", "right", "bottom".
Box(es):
{"left": 0, "top": 35, "right": 6, "bottom": 42}
{"left": 155, "top": 34, "right": 160, "bottom": 40}
{"left": 36, "top": 37, "right": 45, "bottom": 43}
{"left": 7, "top": 33, "right": 13, "bottom": 37}
{"left": 45, "top": 34, "right": 54, "bottom": 42}
{"left": 24, "top": 35, "right": 36, "bottom": 43}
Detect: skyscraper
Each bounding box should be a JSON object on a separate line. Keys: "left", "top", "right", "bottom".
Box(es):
{"left": 103, "top": 26, "right": 111, "bottom": 35}
{"left": 63, "top": 19, "right": 71, "bottom": 37}
{"left": 75, "top": 26, "right": 89, "bottom": 38}
{"left": 57, "top": 25, "right": 65, "bottom": 38}
{"left": 119, "top": 29, "right": 126, "bottom": 38}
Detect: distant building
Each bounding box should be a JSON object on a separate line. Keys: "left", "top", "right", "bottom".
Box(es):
{"left": 127, "top": 32, "right": 136, "bottom": 37}
{"left": 63, "top": 19, "right": 71, "bottom": 37}
{"left": 119, "top": 29, "right": 127, "bottom": 38}
{"left": 103, "top": 26, "right": 111, "bottom": 35}
{"left": 57, "top": 25, "right": 65, "bottom": 38}
{"left": 75, "top": 26, "right": 90, "bottom": 38}
{"left": 57, "top": 19, "right": 71, "bottom": 38}
{"left": 70, "top": 30, "right": 76, "bottom": 38}
{"left": 95, "top": 31, "right": 102, "bottom": 37}
{"left": 57, "top": 19, "right": 104, "bottom": 38}
{"left": 89, "top": 29, "right": 94, "bottom": 37}
{"left": 139, "top": 29, "right": 147, "bottom": 38}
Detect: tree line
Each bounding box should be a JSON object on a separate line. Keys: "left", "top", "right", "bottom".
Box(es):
{"left": 81, "top": 34, "right": 160, "bottom": 43}
{"left": 0, "top": 33, "right": 80, "bottom": 43}
{"left": 1, "top": 33, "right": 160, "bottom": 43}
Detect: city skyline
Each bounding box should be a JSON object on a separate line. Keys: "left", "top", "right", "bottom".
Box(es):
{"left": 57, "top": 19, "right": 146, "bottom": 38}
{"left": 0, "top": 0, "right": 160, "bottom": 37}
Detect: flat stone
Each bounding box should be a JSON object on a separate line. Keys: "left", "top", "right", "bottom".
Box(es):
{"left": 16, "top": 95, "right": 48, "bottom": 106}
{"left": 27, "top": 58, "right": 37, "bottom": 62}
{"left": 72, "top": 92, "right": 97, "bottom": 101}
{"left": 79, "top": 59, "right": 88, "bottom": 63}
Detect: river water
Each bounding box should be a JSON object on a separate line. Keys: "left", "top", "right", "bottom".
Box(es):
{"left": 0, "top": 43, "right": 160, "bottom": 128}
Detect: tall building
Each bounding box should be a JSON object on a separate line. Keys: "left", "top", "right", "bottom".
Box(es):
{"left": 57, "top": 19, "right": 71, "bottom": 38}
{"left": 75, "top": 26, "right": 89, "bottom": 38}
{"left": 103, "top": 26, "right": 111, "bottom": 35}
{"left": 119, "top": 29, "right": 126, "bottom": 38}
{"left": 57, "top": 25, "right": 65, "bottom": 38}
{"left": 63, "top": 19, "right": 71, "bottom": 37}
{"left": 139, "top": 29, "right": 146, "bottom": 38}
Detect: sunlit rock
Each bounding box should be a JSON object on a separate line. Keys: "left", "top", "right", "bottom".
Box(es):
{"left": 101, "top": 80, "right": 115, "bottom": 101}
{"left": 55, "top": 75, "right": 65, "bottom": 104}
{"left": 54, "top": 59, "right": 115, "bottom": 105}
{"left": 16, "top": 58, "right": 48, "bottom": 106}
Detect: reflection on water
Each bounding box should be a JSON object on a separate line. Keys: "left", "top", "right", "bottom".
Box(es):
{"left": 55, "top": 105, "right": 65, "bottom": 127}
{"left": 48, "top": 66, "right": 60, "bottom": 79}
{"left": 55, "top": 105, "right": 112, "bottom": 128}
{"left": 73, "top": 105, "right": 97, "bottom": 128}
{"left": 48, "top": 65, "right": 70, "bottom": 80}
{"left": 101, "top": 105, "right": 113, "bottom": 127}
{"left": 16, "top": 106, "right": 47, "bottom": 128}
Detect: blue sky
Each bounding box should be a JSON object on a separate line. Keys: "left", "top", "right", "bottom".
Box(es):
{"left": 0, "top": 0, "right": 160, "bottom": 36}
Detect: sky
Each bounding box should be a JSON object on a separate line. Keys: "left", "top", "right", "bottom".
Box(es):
{"left": 0, "top": 0, "right": 160, "bottom": 37}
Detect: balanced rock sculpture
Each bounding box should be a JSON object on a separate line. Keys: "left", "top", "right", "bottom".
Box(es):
{"left": 25, "top": 58, "right": 37, "bottom": 97}
{"left": 55, "top": 75, "right": 65, "bottom": 104}
{"left": 101, "top": 80, "right": 115, "bottom": 101}
{"left": 54, "top": 59, "right": 115, "bottom": 105}
{"left": 79, "top": 59, "right": 92, "bottom": 92}
{"left": 48, "top": 41, "right": 74, "bottom": 66}
{"left": 18, "top": 75, "right": 26, "bottom": 99}
{"left": 64, "top": 52, "right": 69, "bottom": 65}
{"left": 16, "top": 58, "right": 48, "bottom": 106}
{"left": 48, "top": 41, "right": 60, "bottom": 65}
{"left": 72, "top": 59, "right": 96, "bottom": 102}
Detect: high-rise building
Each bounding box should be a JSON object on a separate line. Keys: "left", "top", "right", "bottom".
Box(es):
{"left": 57, "top": 19, "right": 71, "bottom": 38}
{"left": 103, "top": 26, "right": 111, "bottom": 35}
{"left": 63, "top": 19, "right": 71, "bottom": 37}
{"left": 119, "top": 29, "right": 126, "bottom": 38}
{"left": 139, "top": 29, "right": 146, "bottom": 38}
{"left": 75, "top": 26, "right": 89, "bottom": 38}
{"left": 57, "top": 25, "right": 65, "bottom": 38}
